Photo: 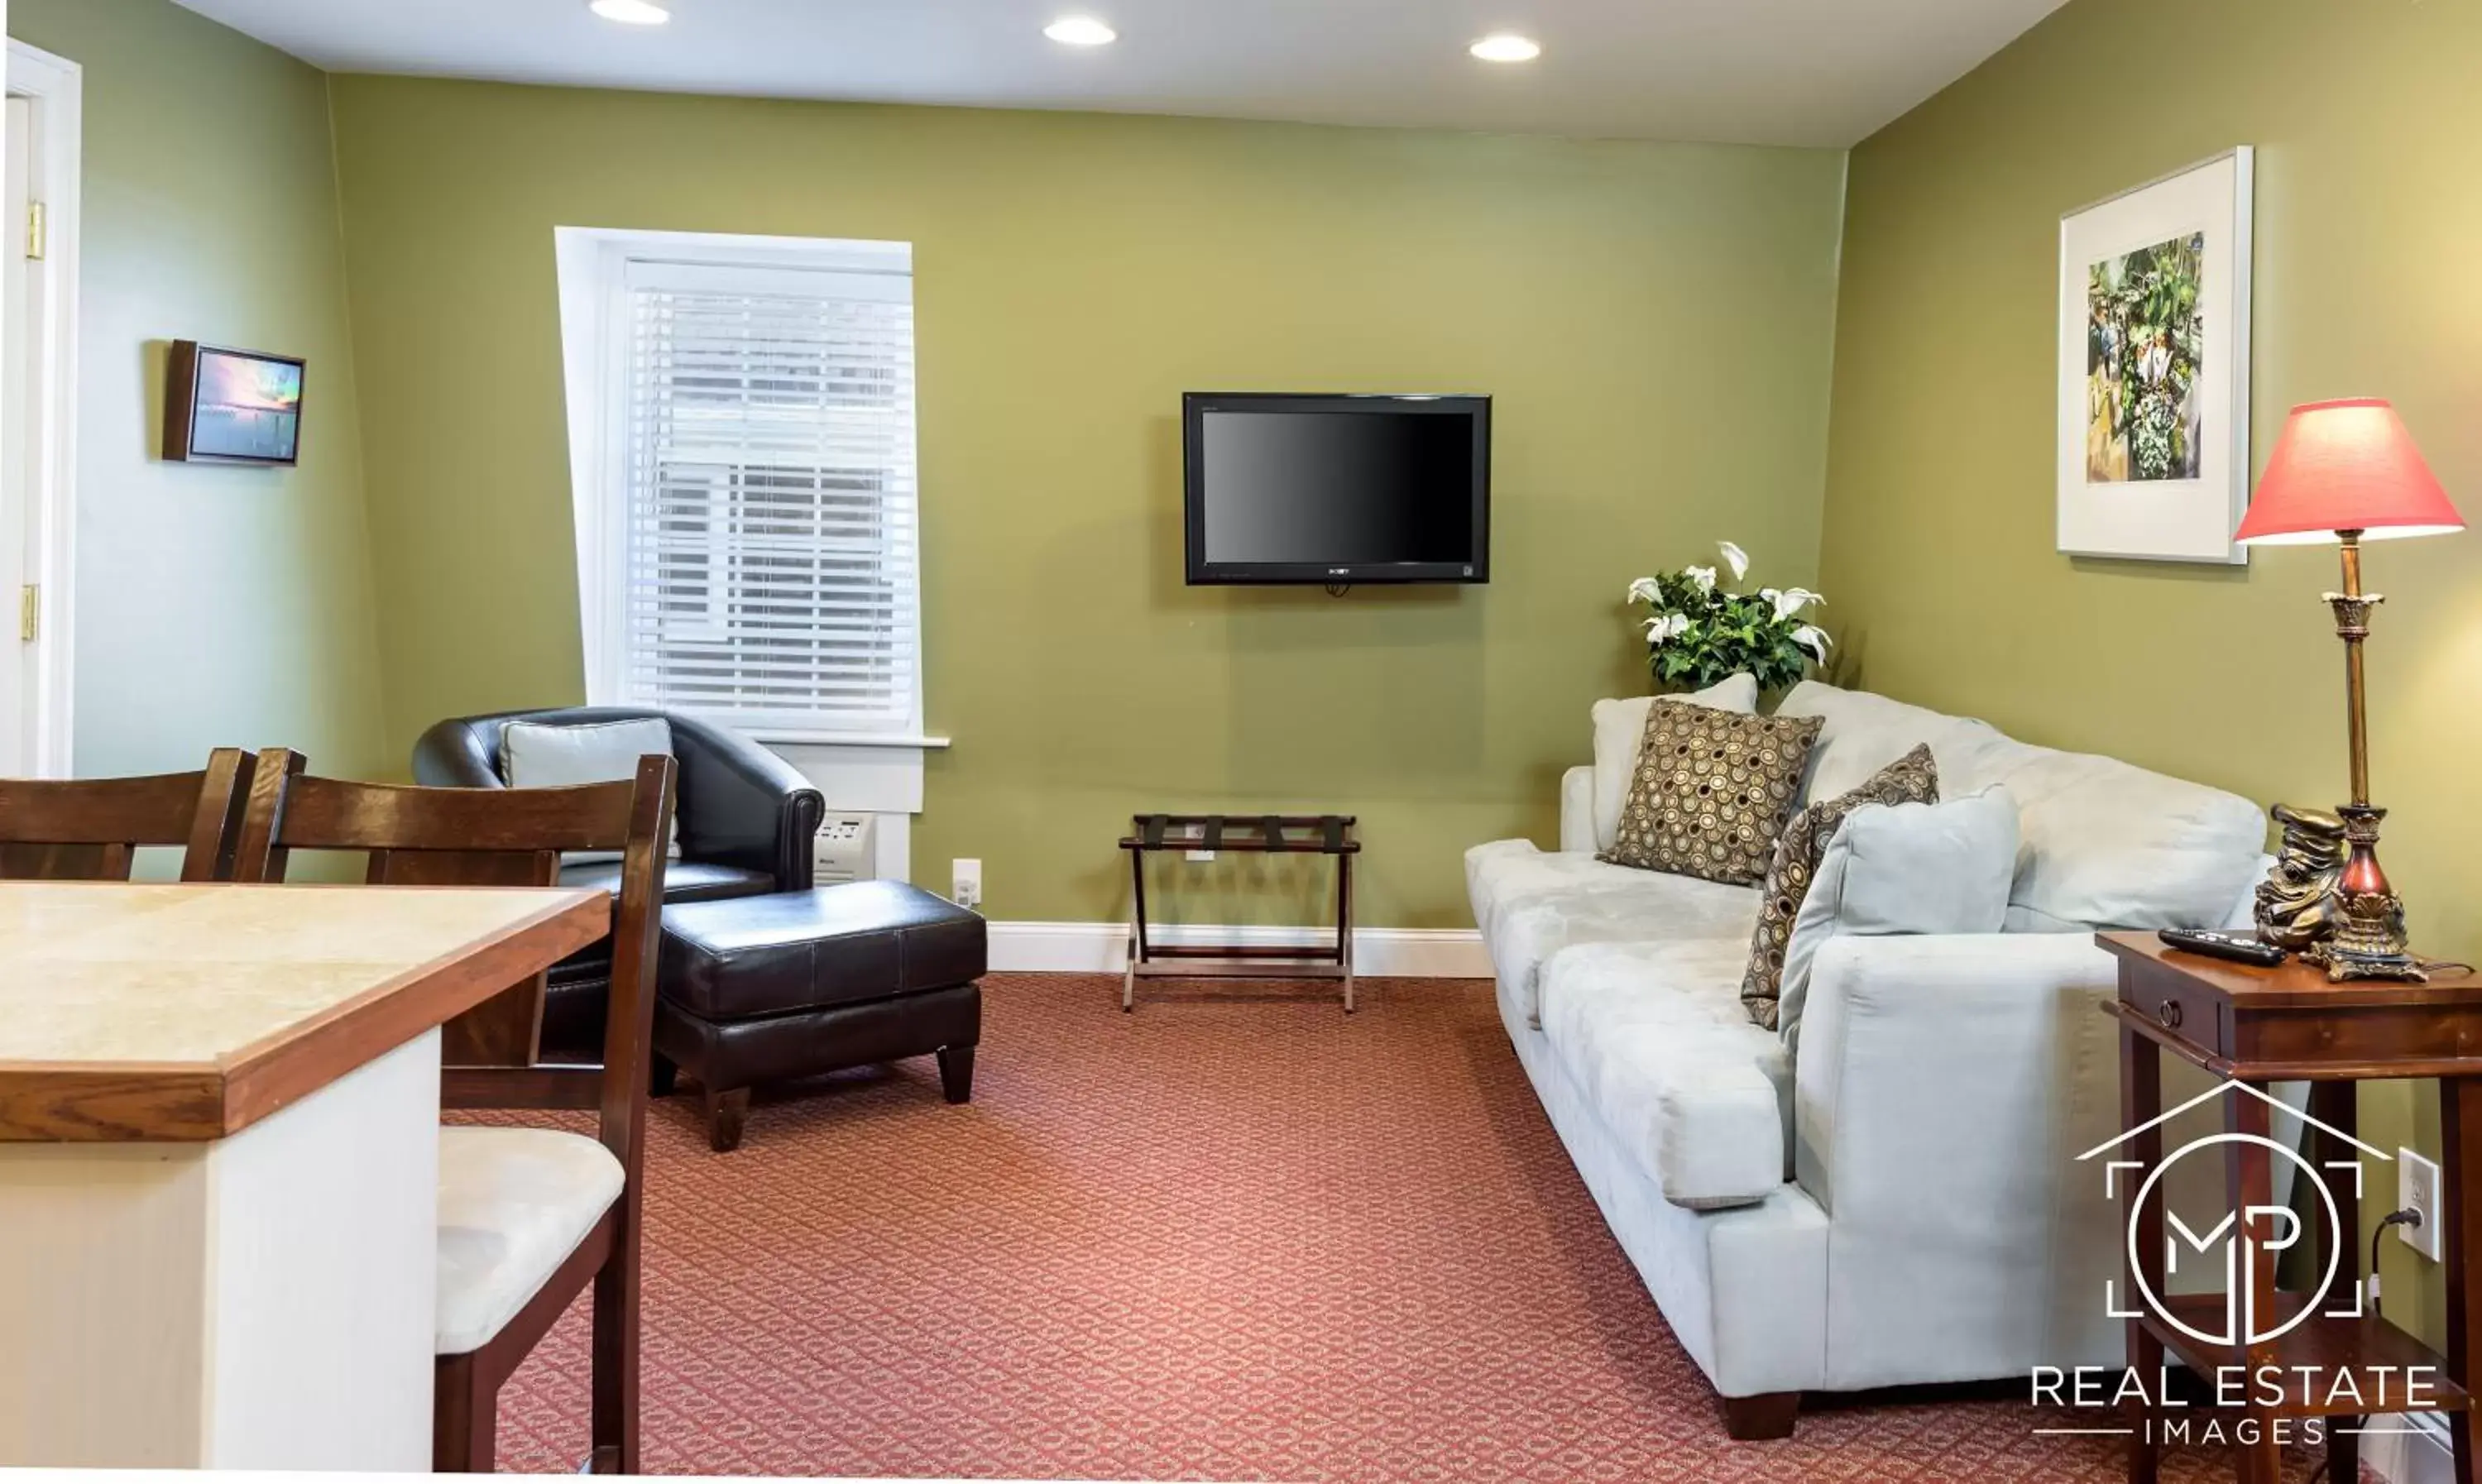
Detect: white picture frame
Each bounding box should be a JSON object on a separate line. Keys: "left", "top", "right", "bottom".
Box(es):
{"left": 2057, "top": 147, "right": 2254, "bottom": 564}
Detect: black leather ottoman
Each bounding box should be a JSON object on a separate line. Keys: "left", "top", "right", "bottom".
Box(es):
{"left": 650, "top": 881, "right": 986, "bottom": 1151}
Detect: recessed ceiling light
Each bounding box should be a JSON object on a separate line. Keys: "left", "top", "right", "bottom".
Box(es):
{"left": 1469, "top": 33, "right": 1542, "bottom": 63}
{"left": 589, "top": 0, "right": 670, "bottom": 25}
{"left": 1044, "top": 16, "right": 1118, "bottom": 45}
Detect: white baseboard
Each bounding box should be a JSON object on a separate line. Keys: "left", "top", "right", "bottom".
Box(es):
{"left": 987, "top": 920, "right": 1492, "bottom": 979}
{"left": 2361, "top": 1411, "right": 2454, "bottom": 1484}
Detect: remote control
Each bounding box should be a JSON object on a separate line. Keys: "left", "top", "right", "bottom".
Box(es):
{"left": 2158, "top": 929, "right": 2288, "bottom": 968}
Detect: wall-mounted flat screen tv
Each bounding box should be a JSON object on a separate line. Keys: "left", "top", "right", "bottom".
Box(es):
{"left": 1183, "top": 392, "right": 1490, "bottom": 585}
{"left": 164, "top": 342, "right": 306, "bottom": 467}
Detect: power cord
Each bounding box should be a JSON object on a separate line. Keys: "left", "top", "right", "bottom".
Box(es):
{"left": 2308, "top": 1208, "right": 2428, "bottom": 1483}
{"left": 2369, "top": 1205, "right": 2423, "bottom": 1319}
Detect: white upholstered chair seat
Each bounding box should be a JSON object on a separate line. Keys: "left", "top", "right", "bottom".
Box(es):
{"left": 436, "top": 1125, "right": 626, "bottom": 1357}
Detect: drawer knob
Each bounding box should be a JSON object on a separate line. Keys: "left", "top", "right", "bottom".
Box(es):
{"left": 2158, "top": 1000, "right": 2184, "bottom": 1030}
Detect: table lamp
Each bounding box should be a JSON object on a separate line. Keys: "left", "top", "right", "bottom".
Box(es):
{"left": 2235, "top": 399, "right": 2465, "bottom": 980}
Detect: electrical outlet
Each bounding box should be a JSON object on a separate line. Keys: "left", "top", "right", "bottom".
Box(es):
{"left": 1186, "top": 849, "right": 1216, "bottom": 863}
{"left": 2399, "top": 1147, "right": 2445, "bottom": 1262}
{"left": 951, "top": 858, "right": 983, "bottom": 910}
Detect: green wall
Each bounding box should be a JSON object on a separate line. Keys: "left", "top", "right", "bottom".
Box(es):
{"left": 7, "top": 0, "right": 390, "bottom": 783}
{"left": 325, "top": 77, "right": 1848, "bottom": 926}
{"left": 1822, "top": 0, "right": 2482, "bottom": 1347}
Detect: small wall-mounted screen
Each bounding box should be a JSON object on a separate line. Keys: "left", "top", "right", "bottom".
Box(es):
{"left": 1182, "top": 393, "right": 1490, "bottom": 585}
{"left": 165, "top": 342, "right": 305, "bottom": 466}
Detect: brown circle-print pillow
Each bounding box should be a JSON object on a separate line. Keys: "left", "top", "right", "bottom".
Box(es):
{"left": 1599, "top": 699, "right": 1823, "bottom": 888}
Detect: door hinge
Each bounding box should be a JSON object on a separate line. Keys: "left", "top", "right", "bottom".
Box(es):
{"left": 25, "top": 201, "right": 44, "bottom": 261}
{"left": 19, "top": 585, "right": 37, "bottom": 643}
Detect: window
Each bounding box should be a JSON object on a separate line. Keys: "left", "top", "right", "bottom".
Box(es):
{"left": 558, "top": 232, "right": 923, "bottom": 743}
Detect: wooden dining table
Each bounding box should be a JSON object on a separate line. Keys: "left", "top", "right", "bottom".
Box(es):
{"left": 0, "top": 879, "right": 608, "bottom": 1470}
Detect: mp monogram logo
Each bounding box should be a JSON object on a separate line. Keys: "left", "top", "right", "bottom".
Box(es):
{"left": 2079, "top": 1079, "right": 2374, "bottom": 1347}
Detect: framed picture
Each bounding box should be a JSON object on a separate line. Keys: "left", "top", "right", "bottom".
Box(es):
{"left": 164, "top": 342, "right": 306, "bottom": 467}
{"left": 2056, "top": 148, "right": 2253, "bottom": 564}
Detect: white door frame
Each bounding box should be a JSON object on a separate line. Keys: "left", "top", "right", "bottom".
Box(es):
{"left": 5, "top": 39, "right": 78, "bottom": 777}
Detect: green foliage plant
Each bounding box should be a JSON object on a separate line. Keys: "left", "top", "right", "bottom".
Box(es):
{"left": 1625, "top": 541, "right": 1830, "bottom": 692}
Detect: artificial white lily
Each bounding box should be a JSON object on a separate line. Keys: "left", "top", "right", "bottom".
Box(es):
{"left": 1624, "top": 543, "right": 1827, "bottom": 691}
{"left": 1771, "top": 586, "right": 1823, "bottom": 620}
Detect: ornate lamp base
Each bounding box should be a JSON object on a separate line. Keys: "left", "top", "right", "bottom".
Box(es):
{"left": 2304, "top": 804, "right": 2427, "bottom": 983}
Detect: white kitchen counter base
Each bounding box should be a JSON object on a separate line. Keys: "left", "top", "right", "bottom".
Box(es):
{"left": 0, "top": 1031, "right": 443, "bottom": 1468}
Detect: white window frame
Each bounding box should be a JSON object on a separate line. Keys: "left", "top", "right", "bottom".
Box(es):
{"left": 553, "top": 226, "right": 945, "bottom": 752}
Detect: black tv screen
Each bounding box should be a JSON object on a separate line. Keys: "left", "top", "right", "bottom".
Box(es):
{"left": 1183, "top": 393, "right": 1490, "bottom": 585}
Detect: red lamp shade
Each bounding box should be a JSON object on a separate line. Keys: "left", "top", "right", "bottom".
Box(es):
{"left": 2235, "top": 399, "right": 2465, "bottom": 545}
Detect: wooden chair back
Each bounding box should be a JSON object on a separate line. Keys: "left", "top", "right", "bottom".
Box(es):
{"left": 0, "top": 748, "right": 256, "bottom": 882}
{"left": 228, "top": 748, "right": 677, "bottom": 1170}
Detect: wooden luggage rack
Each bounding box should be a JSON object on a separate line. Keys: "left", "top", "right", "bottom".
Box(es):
{"left": 1118, "top": 813, "right": 1359, "bottom": 1012}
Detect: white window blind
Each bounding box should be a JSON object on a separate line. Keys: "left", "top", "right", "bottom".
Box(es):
{"left": 613, "top": 256, "right": 920, "bottom": 738}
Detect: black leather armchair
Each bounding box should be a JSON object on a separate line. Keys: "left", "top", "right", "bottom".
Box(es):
{"left": 414, "top": 706, "right": 824, "bottom": 1056}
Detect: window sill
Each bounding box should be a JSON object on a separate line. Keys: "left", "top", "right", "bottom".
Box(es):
{"left": 744, "top": 732, "right": 951, "bottom": 749}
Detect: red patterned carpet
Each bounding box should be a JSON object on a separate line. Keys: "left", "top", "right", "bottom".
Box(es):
{"left": 487, "top": 973, "right": 2330, "bottom": 1480}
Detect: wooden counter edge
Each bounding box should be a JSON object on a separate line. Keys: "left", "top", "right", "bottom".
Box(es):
{"left": 0, "top": 888, "right": 609, "bottom": 1142}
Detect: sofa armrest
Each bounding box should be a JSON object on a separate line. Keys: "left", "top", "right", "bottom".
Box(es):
{"left": 1792, "top": 933, "right": 2126, "bottom": 1379}
{"left": 411, "top": 717, "right": 505, "bottom": 789}
{"left": 1790, "top": 931, "right": 2316, "bottom": 1387}
{"left": 1794, "top": 933, "right": 2117, "bottom": 1214}
{"left": 1559, "top": 765, "right": 1596, "bottom": 854}
{"left": 663, "top": 714, "right": 826, "bottom": 889}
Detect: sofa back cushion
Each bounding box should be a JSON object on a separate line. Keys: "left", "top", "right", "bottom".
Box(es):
{"left": 1773, "top": 682, "right": 2264, "bottom": 931}
{"left": 1588, "top": 673, "right": 1757, "bottom": 854}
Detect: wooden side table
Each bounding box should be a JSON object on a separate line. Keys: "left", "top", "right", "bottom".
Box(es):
{"left": 2102, "top": 931, "right": 2482, "bottom": 1484}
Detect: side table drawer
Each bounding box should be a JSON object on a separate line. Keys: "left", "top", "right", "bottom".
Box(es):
{"left": 2124, "top": 969, "right": 2222, "bottom": 1056}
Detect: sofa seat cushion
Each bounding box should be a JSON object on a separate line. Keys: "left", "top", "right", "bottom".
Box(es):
{"left": 1536, "top": 938, "right": 1788, "bottom": 1210}
{"left": 560, "top": 858, "right": 776, "bottom": 905}
{"left": 1465, "top": 840, "right": 1759, "bottom": 1027}
{"left": 1775, "top": 682, "right": 2265, "bottom": 931}
{"left": 436, "top": 1126, "right": 624, "bottom": 1356}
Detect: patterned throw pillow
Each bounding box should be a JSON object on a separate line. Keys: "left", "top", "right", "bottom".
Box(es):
{"left": 1601, "top": 701, "right": 1823, "bottom": 885}
{"left": 1741, "top": 744, "right": 1941, "bottom": 1029}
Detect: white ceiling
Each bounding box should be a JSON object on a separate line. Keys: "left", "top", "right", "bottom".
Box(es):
{"left": 171, "top": 0, "right": 2068, "bottom": 148}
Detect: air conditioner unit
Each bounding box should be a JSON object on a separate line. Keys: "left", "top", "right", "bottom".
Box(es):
{"left": 812, "top": 813, "right": 878, "bottom": 886}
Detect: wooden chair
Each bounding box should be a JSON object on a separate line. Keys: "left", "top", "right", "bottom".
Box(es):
{"left": 229, "top": 747, "right": 677, "bottom": 1474}
{"left": 0, "top": 748, "right": 256, "bottom": 881}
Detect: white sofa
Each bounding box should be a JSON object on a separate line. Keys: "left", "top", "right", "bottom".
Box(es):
{"left": 1465, "top": 681, "right": 2270, "bottom": 1437}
